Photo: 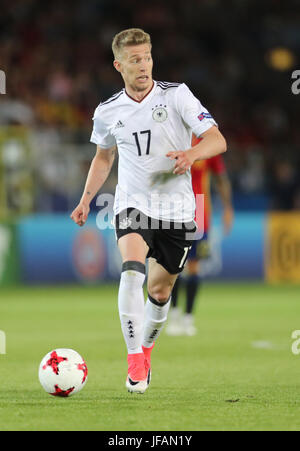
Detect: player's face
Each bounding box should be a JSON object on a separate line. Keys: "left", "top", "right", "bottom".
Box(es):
{"left": 114, "top": 44, "right": 153, "bottom": 93}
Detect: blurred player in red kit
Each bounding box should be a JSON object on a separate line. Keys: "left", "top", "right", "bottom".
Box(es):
{"left": 166, "top": 134, "right": 234, "bottom": 336}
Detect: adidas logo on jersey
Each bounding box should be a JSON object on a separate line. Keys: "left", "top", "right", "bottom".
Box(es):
{"left": 115, "top": 120, "right": 124, "bottom": 128}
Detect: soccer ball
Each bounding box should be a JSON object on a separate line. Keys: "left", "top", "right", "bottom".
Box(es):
{"left": 38, "top": 348, "right": 88, "bottom": 397}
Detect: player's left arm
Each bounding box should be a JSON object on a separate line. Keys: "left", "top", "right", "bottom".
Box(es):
{"left": 167, "top": 125, "right": 227, "bottom": 175}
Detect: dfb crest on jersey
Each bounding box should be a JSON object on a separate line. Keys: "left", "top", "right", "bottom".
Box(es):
{"left": 152, "top": 105, "right": 168, "bottom": 122}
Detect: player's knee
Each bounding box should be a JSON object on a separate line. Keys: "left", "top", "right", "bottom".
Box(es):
{"left": 148, "top": 282, "right": 172, "bottom": 304}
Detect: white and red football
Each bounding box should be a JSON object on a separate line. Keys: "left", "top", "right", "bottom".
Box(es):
{"left": 38, "top": 348, "right": 88, "bottom": 397}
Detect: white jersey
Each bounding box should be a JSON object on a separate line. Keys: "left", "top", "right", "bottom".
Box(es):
{"left": 90, "top": 80, "right": 217, "bottom": 222}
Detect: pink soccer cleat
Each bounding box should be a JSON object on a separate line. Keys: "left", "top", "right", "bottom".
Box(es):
{"left": 126, "top": 352, "right": 150, "bottom": 394}
{"left": 142, "top": 343, "right": 155, "bottom": 387}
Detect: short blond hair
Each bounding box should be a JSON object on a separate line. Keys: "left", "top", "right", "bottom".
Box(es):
{"left": 112, "top": 28, "right": 151, "bottom": 60}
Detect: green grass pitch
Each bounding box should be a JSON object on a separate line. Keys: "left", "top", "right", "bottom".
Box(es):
{"left": 0, "top": 282, "right": 300, "bottom": 431}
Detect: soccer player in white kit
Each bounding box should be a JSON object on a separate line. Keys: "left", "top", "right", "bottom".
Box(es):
{"left": 71, "top": 28, "right": 227, "bottom": 393}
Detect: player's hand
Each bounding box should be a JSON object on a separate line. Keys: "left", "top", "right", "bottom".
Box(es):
{"left": 166, "top": 150, "right": 194, "bottom": 175}
{"left": 70, "top": 202, "right": 90, "bottom": 227}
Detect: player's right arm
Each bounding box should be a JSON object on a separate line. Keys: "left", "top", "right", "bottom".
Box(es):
{"left": 70, "top": 145, "right": 116, "bottom": 227}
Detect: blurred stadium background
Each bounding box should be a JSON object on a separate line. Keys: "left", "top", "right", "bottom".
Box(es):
{"left": 0, "top": 0, "right": 300, "bottom": 287}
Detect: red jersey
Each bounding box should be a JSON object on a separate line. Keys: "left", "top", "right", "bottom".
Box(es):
{"left": 191, "top": 134, "right": 226, "bottom": 232}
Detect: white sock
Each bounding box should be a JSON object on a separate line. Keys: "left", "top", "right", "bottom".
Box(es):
{"left": 142, "top": 295, "right": 171, "bottom": 348}
{"left": 118, "top": 263, "right": 146, "bottom": 354}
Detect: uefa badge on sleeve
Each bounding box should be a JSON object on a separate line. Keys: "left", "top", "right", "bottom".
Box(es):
{"left": 198, "top": 111, "right": 213, "bottom": 121}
